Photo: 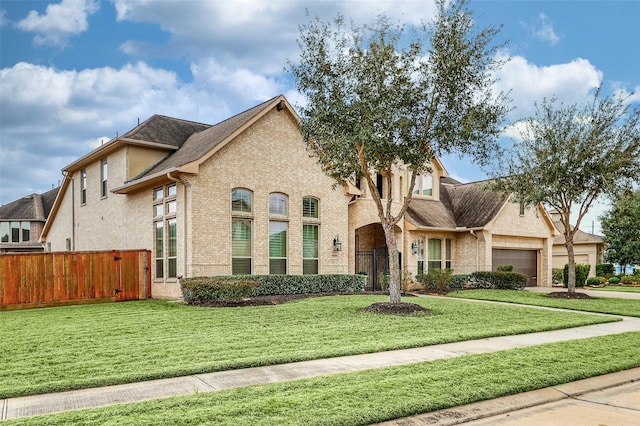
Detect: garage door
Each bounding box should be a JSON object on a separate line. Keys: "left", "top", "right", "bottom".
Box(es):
{"left": 492, "top": 249, "right": 538, "bottom": 287}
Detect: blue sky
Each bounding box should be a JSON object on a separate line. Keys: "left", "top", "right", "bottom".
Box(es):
{"left": 1, "top": 0, "right": 639, "bottom": 234}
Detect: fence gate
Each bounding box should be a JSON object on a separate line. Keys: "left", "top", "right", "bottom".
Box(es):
{"left": 0, "top": 250, "right": 151, "bottom": 310}
{"left": 355, "top": 245, "right": 389, "bottom": 291}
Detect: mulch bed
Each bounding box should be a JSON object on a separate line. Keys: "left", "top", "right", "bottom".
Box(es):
{"left": 193, "top": 291, "right": 430, "bottom": 315}
{"left": 545, "top": 291, "right": 593, "bottom": 299}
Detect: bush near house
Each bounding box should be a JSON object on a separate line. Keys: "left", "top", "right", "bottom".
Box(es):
{"left": 608, "top": 276, "right": 621, "bottom": 285}
{"left": 596, "top": 263, "right": 615, "bottom": 278}
{"left": 444, "top": 271, "right": 528, "bottom": 290}
{"left": 621, "top": 275, "right": 635, "bottom": 285}
{"left": 180, "top": 275, "right": 366, "bottom": 304}
{"left": 496, "top": 264, "right": 514, "bottom": 272}
{"left": 563, "top": 264, "right": 591, "bottom": 288}
{"left": 416, "top": 269, "right": 453, "bottom": 291}
{"left": 586, "top": 277, "right": 601, "bottom": 286}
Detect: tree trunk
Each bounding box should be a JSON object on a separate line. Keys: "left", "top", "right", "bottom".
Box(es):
{"left": 382, "top": 221, "right": 402, "bottom": 304}
{"left": 566, "top": 240, "right": 576, "bottom": 293}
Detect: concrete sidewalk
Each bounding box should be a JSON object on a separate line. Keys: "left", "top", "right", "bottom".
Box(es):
{"left": 3, "top": 310, "right": 640, "bottom": 421}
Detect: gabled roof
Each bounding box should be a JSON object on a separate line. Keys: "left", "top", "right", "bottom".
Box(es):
{"left": 553, "top": 221, "right": 605, "bottom": 245}
{"left": 112, "top": 95, "right": 291, "bottom": 193}
{"left": 0, "top": 187, "right": 60, "bottom": 221}
{"left": 138, "top": 96, "right": 280, "bottom": 178}
{"left": 120, "top": 115, "right": 212, "bottom": 148}
{"left": 406, "top": 180, "right": 507, "bottom": 230}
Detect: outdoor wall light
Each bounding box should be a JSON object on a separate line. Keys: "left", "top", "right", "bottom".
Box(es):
{"left": 411, "top": 241, "right": 419, "bottom": 254}
{"left": 333, "top": 235, "right": 342, "bottom": 252}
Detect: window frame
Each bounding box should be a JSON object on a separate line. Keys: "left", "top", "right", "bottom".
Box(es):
{"left": 80, "top": 169, "right": 87, "bottom": 205}
{"left": 153, "top": 183, "right": 178, "bottom": 280}
{"left": 100, "top": 158, "right": 108, "bottom": 198}
{"left": 269, "top": 220, "right": 288, "bottom": 274}
{"left": 231, "top": 188, "right": 254, "bottom": 274}
{"left": 427, "top": 238, "right": 442, "bottom": 271}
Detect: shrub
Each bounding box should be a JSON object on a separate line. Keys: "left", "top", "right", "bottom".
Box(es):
{"left": 469, "top": 271, "right": 528, "bottom": 290}
{"left": 417, "top": 269, "right": 452, "bottom": 291}
{"left": 180, "top": 278, "right": 260, "bottom": 304}
{"left": 496, "top": 264, "right": 513, "bottom": 272}
{"left": 621, "top": 275, "right": 634, "bottom": 284}
{"left": 608, "top": 276, "right": 621, "bottom": 285}
{"left": 448, "top": 274, "right": 469, "bottom": 289}
{"left": 552, "top": 268, "right": 564, "bottom": 286}
{"left": 563, "top": 264, "right": 591, "bottom": 287}
{"left": 596, "top": 263, "right": 615, "bottom": 278}
{"left": 586, "top": 277, "right": 601, "bottom": 286}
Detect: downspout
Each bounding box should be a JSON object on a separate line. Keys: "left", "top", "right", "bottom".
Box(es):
{"left": 469, "top": 229, "right": 478, "bottom": 272}
{"left": 63, "top": 171, "right": 75, "bottom": 251}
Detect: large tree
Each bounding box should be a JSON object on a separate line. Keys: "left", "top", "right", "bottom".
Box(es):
{"left": 288, "top": 0, "right": 510, "bottom": 304}
{"left": 493, "top": 89, "right": 640, "bottom": 292}
{"left": 601, "top": 190, "right": 640, "bottom": 274}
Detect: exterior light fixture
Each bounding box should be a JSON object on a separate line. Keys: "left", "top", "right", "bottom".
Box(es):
{"left": 411, "top": 241, "right": 419, "bottom": 254}
{"left": 333, "top": 235, "right": 342, "bottom": 252}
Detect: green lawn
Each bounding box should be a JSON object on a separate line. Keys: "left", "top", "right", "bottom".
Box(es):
{"left": 448, "top": 289, "right": 640, "bottom": 316}
{"left": 0, "top": 295, "right": 618, "bottom": 398}
{"left": 589, "top": 285, "right": 640, "bottom": 293}
{"left": 6, "top": 331, "right": 640, "bottom": 426}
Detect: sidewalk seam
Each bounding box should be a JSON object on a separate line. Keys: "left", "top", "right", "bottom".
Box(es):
{"left": 191, "top": 375, "right": 215, "bottom": 391}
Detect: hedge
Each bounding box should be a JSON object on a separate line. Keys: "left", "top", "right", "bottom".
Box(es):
{"left": 596, "top": 263, "right": 615, "bottom": 278}
{"left": 180, "top": 274, "right": 366, "bottom": 304}
{"left": 563, "top": 264, "right": 591, "bottom": 287}
{"left": 446, "top": 271, "right": 528, "bottom": 290}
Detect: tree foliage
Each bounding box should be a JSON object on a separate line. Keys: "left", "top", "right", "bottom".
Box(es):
{"left": 492, "top": 89, "right": 640, "bottom": 291}
{"left": 288, "top": 0, "right": 509, "bottom": 303}
{"left": 601, "top": 190, "right": 640, "bottom": 272}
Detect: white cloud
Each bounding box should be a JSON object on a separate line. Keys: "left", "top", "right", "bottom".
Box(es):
{"left": 16, "top": 0, "right": 99, "bottom": 46}
{"left": 532, "top": 13, "right": 560, "bottom": 46}
{"left": 494, "top": 54, "right": 603, "bottom": 119}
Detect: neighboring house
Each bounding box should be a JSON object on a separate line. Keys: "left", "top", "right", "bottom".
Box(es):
{"left": 42, "top": 95, "right": 556, "bottom": 298}
{"left": 549, "top": 211, "right": 605, "bottom": 278}
{"left": 0, "top": 187, "right": 59, "bottom": 253}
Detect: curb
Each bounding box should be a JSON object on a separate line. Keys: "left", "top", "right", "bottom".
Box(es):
{"left": 376, "top": 367, "right": 640, "bottom": 425}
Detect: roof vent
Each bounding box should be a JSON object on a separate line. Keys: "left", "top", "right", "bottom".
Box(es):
{"left": 276, "top": 100, "right": 285, "bottom": 111}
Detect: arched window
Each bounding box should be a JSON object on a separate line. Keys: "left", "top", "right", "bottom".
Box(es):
{"left": 269, "top": 193, "right": 288, "bottom": 216}
{"left": 232, "top": 188, "right": 252, "bottom": 213}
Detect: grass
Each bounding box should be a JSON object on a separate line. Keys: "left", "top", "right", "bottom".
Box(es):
{"left": 448, "top": 289, "right": 640, "bottom": 316}
{"left": 6, "top": 331, "right": 640, "bottom": 425}
{"left": 0, "top": 295, "right": 618, "bottom": 398}
{"left": 589, "top": 285, "right": 640, "bottom": 293}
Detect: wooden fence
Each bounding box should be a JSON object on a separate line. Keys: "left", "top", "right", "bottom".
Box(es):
{"left": 0, "top": 250, "right": 151, "bottom": 310}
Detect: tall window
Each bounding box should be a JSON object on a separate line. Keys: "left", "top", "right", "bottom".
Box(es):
{"left": 413, "top": 174, "right": 433, "bottom": 197}
{"left": 232, "top": 188, "right": 253, "bottom": 274}
{"left": 302, "top": 197, "right": 320, "bottom": 274}
{"left": 0, "top": 221, "right": 30, "bottom": 243}
{"left": 232, "top": 219, "right": 252, "bottom": 274}
{"left": 153, "top": 183, "right": 177, "bottom": 279}
{"left": 445, "top": 239, "right": 452, "bottom": 269}
{"left": 100, "top": 159, "right": 108, "bottom": 198}
{"left": 428, "top": 238, "right": 442, "bottom": 271}
{"left": 81, "top": 169, "right": 87, "bottom": 204}
{"left": 269, "top": 221, "right": 287, "bottom": 274}
{"left": 416, "top": 238, "right": 425, "bottom": 275}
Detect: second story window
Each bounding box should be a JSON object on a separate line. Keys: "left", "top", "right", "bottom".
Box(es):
{"left": 0, "top": 221, "right": 30, "bottom": 243}
{"left": 80, "top": 169, "right": 87, "bottom": 205}
{"left": 100, "top": 158, "right": 108, "bottom": 198}
{"left": 413, "top": 174, "right": 433, "bottom": 197}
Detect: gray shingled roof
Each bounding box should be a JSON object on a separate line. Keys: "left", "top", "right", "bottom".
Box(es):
{"left": 406, "top": 180, "right": 507, "bottom": 229}
{"left": 121, "top": 115, "right": 211, "bottom": 148}
{"left": 0, "top": 187, "right": 60, "bottom": 221}
{"left": 138, "top": 96, "right": 279, "bottom": 179}
{"left": 553, "top": 221, "right": 604, "bottom": 245}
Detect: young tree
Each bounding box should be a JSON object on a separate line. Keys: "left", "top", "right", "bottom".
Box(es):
{"left": 493, "top": 90, "right": 640, "bottom": 292}
{"left": 601, "top": 190, "right": 640, "bottom": 274}
{"left": 288, "top": 0, "right": 509, "bottom": 304}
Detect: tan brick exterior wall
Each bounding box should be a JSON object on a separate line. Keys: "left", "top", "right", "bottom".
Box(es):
{"left": 552, "top": 243, "right": 600, "bottom": 278}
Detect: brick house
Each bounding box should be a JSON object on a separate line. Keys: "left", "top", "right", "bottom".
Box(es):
{"left": 42, "top": 95, "right": 555, "bottom": 298}
{"left": 0, "top": 187, "right": 59, "bottom": 253}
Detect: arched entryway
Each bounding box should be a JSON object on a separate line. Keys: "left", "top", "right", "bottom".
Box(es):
{"left": 354, "top": 223, "right": 401, "bottom": 290}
